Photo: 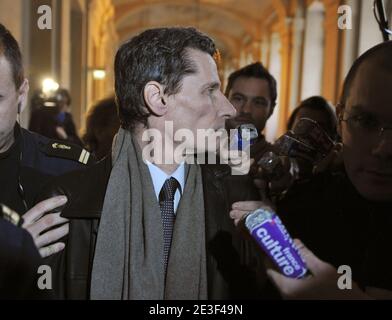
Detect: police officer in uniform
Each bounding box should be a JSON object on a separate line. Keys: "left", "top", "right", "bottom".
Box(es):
{"left": 0, "top": 23, "right": 93, "bottom": 262}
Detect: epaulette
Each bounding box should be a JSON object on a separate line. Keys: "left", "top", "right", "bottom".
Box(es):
{"left": 40, "top": 140, "right": 94, "bottom": 165}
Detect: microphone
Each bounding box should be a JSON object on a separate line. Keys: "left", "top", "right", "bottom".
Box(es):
{"left": 242, "top": 205, "right": 308, "bottom": 279}
{"left": 230, "top": 123, "right": 259, "bottom": 151}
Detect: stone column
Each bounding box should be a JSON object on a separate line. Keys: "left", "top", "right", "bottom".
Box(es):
{"left": 276, "top": 16, "right": 296, "bottom": 136}
{"left": 288, "top": 10, "right": 305, "bottom": 112}
{"left": 0, "top": 0, "right": 23, "bottom": 42}
{"left": 358, "top": 0, "right": 383, "bottom": 55}
{"left": 265, "top": 31, "right": 282, "bottom": 142}
{"left": 60, "top": 0, "right": 71, "bottom": 90}
{"left": 300, "top": 1, "right": 325, "bottom": 100}
{"left": 340, "top": 0, "right": 361, "bottom": 91}
{"left": 322, "top": 0, "right": 342, "bottom": 104}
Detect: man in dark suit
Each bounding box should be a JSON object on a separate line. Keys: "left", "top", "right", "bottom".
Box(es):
{"left": 43, "top": 27, "right": 265, "bottom": 300}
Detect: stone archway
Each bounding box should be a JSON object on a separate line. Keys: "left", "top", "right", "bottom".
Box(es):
{"left": 301, "top": 0, "right": 326, "bottom": 100}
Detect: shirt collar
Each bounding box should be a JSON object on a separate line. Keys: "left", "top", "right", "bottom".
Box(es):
{"left": 146, "top": 161, "right": 185, "bottom": 200}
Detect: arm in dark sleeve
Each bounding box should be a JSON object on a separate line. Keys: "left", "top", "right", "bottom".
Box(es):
{"left": 0, "top": 219, "right": 52, "bottom": 299}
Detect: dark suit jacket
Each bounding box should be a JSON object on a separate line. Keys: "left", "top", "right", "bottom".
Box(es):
{"left": 41, "top": 157, "right": 267, "bottom": 299}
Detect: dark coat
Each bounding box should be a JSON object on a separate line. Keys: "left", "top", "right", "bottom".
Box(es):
{"left": 41, "top": 157, "right": 268, "bottom": 299}
{"left": 278, "top": 170, "right": 392, "bottom": 291}
{"left": 0, "top": 219, "right": 49, "bottom": 299}
{"left": 0, "top": 125, "right": 95, "bottom": 299}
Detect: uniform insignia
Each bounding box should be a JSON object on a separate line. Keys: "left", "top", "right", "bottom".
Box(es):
{"left": 41, "top": 139, "right": 94, "bottom": 165}
{"left": 52, "top": 143, "right": 71, "bottom": 150}
{"left": 0, "top": 204, "right": 23, "bottom": 227}
{"left": 78, "top": 149, "right": 91, "bottom": 165}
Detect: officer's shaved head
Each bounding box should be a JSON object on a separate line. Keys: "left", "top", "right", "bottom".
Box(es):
{"left": 340, "top": 41, "right": 392, "bottom": 107}
{"left": 0, "top": 24, "right": 29, "bottom": 154}
{"left": 0, "top": 24, "right": 24, "bottom": 89}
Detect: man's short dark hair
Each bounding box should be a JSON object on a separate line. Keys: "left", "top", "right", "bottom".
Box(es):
{"left": 225, "top": 62, "right": 277, "bottom": 110}
{"left": 0, "top": 24, "right": 24, "bottom": 89}
{"left": 339, "top": 41, "right": 392, "bottom": 107}
{"left": 114, "top": 27, "right": 217, "bottom": 130}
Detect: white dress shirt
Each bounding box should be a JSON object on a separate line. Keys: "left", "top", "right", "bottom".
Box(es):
{"left": 146, "top": 162, "right": 185, "bottom": 213}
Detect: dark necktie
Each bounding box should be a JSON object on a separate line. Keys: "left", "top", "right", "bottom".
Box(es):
{"left": 159, "top": 177, "right": 180, "bottom": 273}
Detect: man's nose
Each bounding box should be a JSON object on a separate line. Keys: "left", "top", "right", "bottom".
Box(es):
{"left": 372, "top": 130, "right": 392, "bottom": 160}
{"left": 219, "top": 94, "right": 236, "bottom": 118}
{"left": 240, "top": 100, "right": 252, "bottom": 114}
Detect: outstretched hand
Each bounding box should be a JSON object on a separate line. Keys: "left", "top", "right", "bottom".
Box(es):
{"left": 22, "top": 196, "right": 68, "bottom": 258}
{"left": 266, "top": 239, "right": 371, "bottom": 300}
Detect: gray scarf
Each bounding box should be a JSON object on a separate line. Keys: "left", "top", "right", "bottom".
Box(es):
{"left": 90, "top": 128, "right": 207, "bottom": 299}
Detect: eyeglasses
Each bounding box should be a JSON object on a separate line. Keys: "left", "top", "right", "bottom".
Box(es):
{"left": 340, "top": 111, "right": 392, "bottom": 137}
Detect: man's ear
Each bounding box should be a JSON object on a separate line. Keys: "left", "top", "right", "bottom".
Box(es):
{"left": 17, "top": 79, "right": 29, "bottom": 114}
{"left": 143, "top": 81, "right": 168, "bottom": 117}
{"left": 336, "top": 102, "right": 344, "bottom": 138}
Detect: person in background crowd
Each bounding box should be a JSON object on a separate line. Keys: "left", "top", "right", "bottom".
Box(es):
{"left": 55, "top": 88, "right": 83, "bottom": 146}
{"left": 29, "top": 88, "right": 82, "bottom": 145}
{"left": 287, "top": 96, "right": 338, "bottom": 140}
{"left": 82, "top": 97, "right": 120, "bottom": 160}
{"left": 225, "top": 62, "right": 277, "bottom": 162}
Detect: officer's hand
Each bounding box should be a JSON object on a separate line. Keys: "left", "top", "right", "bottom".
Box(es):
{"left": 22, "top": 196, "right": 68, "bottom": 258}
{"left": 266, "top": 239, "right": 370, "bottom": 300}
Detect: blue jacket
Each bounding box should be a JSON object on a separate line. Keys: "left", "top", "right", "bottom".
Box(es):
{"left": 20, "top": 126, "right": 92, "bottom": 176}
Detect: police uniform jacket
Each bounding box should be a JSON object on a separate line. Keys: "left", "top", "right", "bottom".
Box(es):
{"left": 0, "top": 123, "right": 94, "bottom": 214}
